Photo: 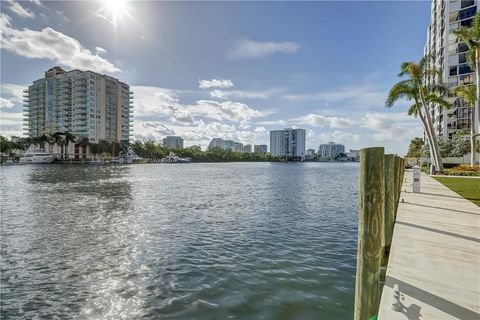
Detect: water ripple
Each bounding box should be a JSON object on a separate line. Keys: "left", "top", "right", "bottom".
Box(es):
{"left": 1, "top": 162, "right": 359, "bottom": 319}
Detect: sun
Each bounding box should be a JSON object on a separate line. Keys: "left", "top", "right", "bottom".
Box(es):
{"left": 99, "top": 0, "right": 130, "bottom": 26}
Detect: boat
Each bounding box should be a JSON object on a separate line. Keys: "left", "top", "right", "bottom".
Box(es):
{"left": 160, "top": 152, "right": 191, "bottom": 163}
{"left": 111, "top": 146, "right": 141, "bottom": 164}
{"left": 19, "top": 147, "right": 56, "bottom": 164}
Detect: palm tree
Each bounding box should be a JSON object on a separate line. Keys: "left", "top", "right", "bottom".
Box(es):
{"left": 76, "top": 137, "right": 89, "bottom": 160}
{"left": 62, "top": 132, "right": 76, "bottom": 160}
{"left": 453, "top": 14, "right": 480, "bottom": 165}
{"left": 386, "top": 56, "right": 449, "bottom": 172}
{"left": 50, "top": 132, "right": 64, "bottom": 158}
{"left": 454, "top": 85, "right": 478, "bottom": 164}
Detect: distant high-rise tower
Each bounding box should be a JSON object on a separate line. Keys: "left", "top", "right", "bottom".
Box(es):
{"left": 163, "top": 136, "right": 184, "bottom": 149}
{"left": 318, "top": 142, "right": 345, "bottom": 158}
{"left": 23, "top": 66, "right": 133, "bottom": 142}
{"left": 424, "top": 0, "right": 479, "bottom": 140}
{"left": 269, "top": 128, "right": 306, "bottom": 158}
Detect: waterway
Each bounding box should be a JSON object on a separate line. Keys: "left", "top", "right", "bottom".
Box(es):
{"left": 0, "top": 162, "right": 359, "bottom": 319}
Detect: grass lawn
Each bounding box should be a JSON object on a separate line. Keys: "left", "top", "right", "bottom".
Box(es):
{"left": 433, "top": 177, "right": 480, "bottom": 207}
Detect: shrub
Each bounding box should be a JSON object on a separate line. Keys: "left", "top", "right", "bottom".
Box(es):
{"left": 444, "top": 164, "right": 480, "bottom": 176}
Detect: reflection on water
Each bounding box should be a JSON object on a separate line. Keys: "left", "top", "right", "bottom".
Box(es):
{"left": 1, "top": 162, "right": 359, "bottom": 319}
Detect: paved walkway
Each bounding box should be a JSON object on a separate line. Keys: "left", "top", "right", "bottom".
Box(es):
{"left": 378, "top": 171, "right": 480, "bottom": 320}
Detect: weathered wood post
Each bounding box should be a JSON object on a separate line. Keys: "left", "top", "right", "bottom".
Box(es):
{"left": 382, "top": 154, "right": 395, "bottom": 267}
{"left": 393, "top": 156, "right": 401, "bottom": 217}
{"left": 401, "top": 158, "right": 405, "bottom": 187}
{"left": 355, "top": 147, "right": 385, "bottom": 320}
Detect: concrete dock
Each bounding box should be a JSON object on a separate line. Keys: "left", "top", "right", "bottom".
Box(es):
{"left": 378, "top": 171, "right": 480, "bottom": 320}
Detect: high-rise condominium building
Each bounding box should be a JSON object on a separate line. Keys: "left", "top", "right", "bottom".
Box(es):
{"left": 254, "top": 144, "right": 268, "bottom": 154}
{"left": 424, "top": 0, "right": 479, "bottom": 140}
{"left": 208, "top": 138, "right": 243, "bottom": 151}
{"left": 243, "top": 144, "right": 252, "bottom": 153}
{"left": 318, "top": 142, "right": 345, "bottom": 158}
{"left": 269, "top": 128, "right": 306, "bottom": 158}
{"left": 23, "top": 66, "right": 133, "bottom": 142}
{"left": 163, "top": 136, "right": 184, "bottom": 149}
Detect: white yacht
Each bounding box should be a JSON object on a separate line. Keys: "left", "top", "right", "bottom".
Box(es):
{"left": 111, "top": 146, "right": 141, "bottom": 164}
{"left": 19, "top": 147, "right": 56, "bottom": 164}
{"left": 160, "top": 152, "right": 191, "bottom": 163}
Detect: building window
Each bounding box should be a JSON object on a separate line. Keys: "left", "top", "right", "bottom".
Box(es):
{"left": 460, "top": 74, "right": 473, "bottom": 85}
{"left": 461, "top": 0, "right": 475, "bottom": 8}
{"left": 459, "top": 52, "right": 467, "bottom": 64}
{"left": 461, "top": 18, "right": 473, "bottom": 27}
{"left": 458, "top": 63, "right": 472, "bottom": 74}
{"left": 458, "top": 42, "right": 469, "bottom": 53}
{"left": 450, "top": 66, "right": 458, "bottom": 76}
{"left": 459, "top": 6, "right": 477, "bottom": 20}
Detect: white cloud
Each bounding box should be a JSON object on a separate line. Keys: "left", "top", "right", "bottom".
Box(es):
{"left": 198, "top": 79, "right": 233, "bottom": 89}
{"left": 362, "top": 112, "right": 393, "bottom": 130}
{"left": 1, "top": 84, "right": 26, "bottom": 106}
{"left": 56, "top": 10, "right": 70, "bottom": 22}
{"left": 30, "top": 0, "right": 43, "bottom": 7}
{"left": 209, "top": 88, "right": 284, "bottom": 100}
{"left": 317, "top": 130, "right": 360, "bottom": 144}
{"left": 141, "top": 122, "right": 175, "bottom": 136}
{"left": 7, "top": 0, "right": 34, "bottom": 18}
{"left": 360, "top": 112, "right": 421, "bottom": 142}
{"left": 227, "top": 38, "right": 300, "bottom": 59}
{"left": 0, "top": 13, "right": 120, "bottom": 73}
{"left": 0, "top": 112, "right": 23, "bottom": 126}
{"left": 167, "top": 106, "right": 196, "bottom": 125}
{"left": 294, "top": 113, "right": 354, "bottom": 129}
{"left": 131, "top": 86, "right": 179, "bottom": 117}
{"left": 254, "top": 126, "right": 268, "bottom": 133}
{"left": 0, "top": 98, "right": 15, "bottom": 109}
{"left": 95, "top": 46, "right": 107, "bottom": 55}
{"left": 189, "top": 100, "right": 270, "bottom": 125}
{"left": 283, "top": 85, "right": 385, "bottom": 110}
{"left": 255, "top": 119, "right": 288, "bottom": 126}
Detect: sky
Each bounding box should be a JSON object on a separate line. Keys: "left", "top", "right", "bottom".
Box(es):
{"left": 0, "top": 0, "right": 432, "bottom": 154}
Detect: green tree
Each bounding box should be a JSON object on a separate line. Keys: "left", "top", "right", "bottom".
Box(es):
{"left": 62, "top": 132, "right": 76, "bottom": 160}
{"left": 50, "top": 132, "right": 64, "bottom": 158}
{"left": 453, "top": 85, "right": 478, "bottom": 164}
{"left": 407, "top": 137, "right": 424, "bottom": 159}
{"left": 386, "top": 55, "right": 451, "bottom": 172}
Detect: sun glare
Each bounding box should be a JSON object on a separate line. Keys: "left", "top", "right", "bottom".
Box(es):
{"left": 100, "top": 0, "right": 130, "bottom": 26}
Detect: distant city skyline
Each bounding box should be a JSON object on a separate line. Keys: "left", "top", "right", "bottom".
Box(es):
{"left": 0, "top": 0, "right": 433, "bottom": 154}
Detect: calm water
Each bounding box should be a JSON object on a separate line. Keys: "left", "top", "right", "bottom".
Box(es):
{"left": 1, "top": 162, "right": 359, "bottom": 320}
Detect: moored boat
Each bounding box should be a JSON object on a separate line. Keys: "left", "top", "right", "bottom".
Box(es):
{"left": 111, "top": 146, "right": 141, "bottom": 164}
{"left": 160, "top": 152, "right": 191, "bottom": 163}
{"left": 19, "top": 147, "right": 56, "bottom": 164}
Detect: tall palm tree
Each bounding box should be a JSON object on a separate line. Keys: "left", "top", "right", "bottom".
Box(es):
{"left": 50, "top": 132, "right": 64, "bottom": 158}
{"left": 454, "top": 14, "right": 480, "bottom": 165}
{"left": 63, "top": 132, "right": 76, "bottom": 160}
{"left": 387, "top": 56, "right": 449, "bottom": 172}
{"left": 76, "top": 137, "right": 89, "bottom": 160}
{"left": 454, "top": 85, "right": 478, "bottom": 164}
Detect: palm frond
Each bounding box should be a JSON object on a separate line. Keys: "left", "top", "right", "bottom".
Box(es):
{"left": 453, "top": 84, "right": 477, "bottom": 106}
{"left": 385, "top": 80, "right": 417, "bottom": 107}
{"left": 425, "top": 93, "right": 452, "bottom": 110}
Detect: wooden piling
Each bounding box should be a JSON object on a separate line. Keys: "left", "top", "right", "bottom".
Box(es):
{"left": 393, "top": 156, "right": 401, "bottom": 218}
{"left": 382, "top": 154, "right": 395, "bottom": 267}
{"left": 354, "top": 147, "right": 385, "bottom": 320}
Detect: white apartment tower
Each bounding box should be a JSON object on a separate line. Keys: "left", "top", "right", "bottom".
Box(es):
{"left": 424, "top": 0, "right": 479, "bottom": 140}
{"left": 318, "top": 142, "right": 345, "bottom": 158}
{"left": 269, "top": 128, "right": 306, "bottom": 158}
{"left": 163, "top": 136, "right": 184, "bottom": 149}
{"left": 23, "top": 66, "right": 133, "bottom": 142}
